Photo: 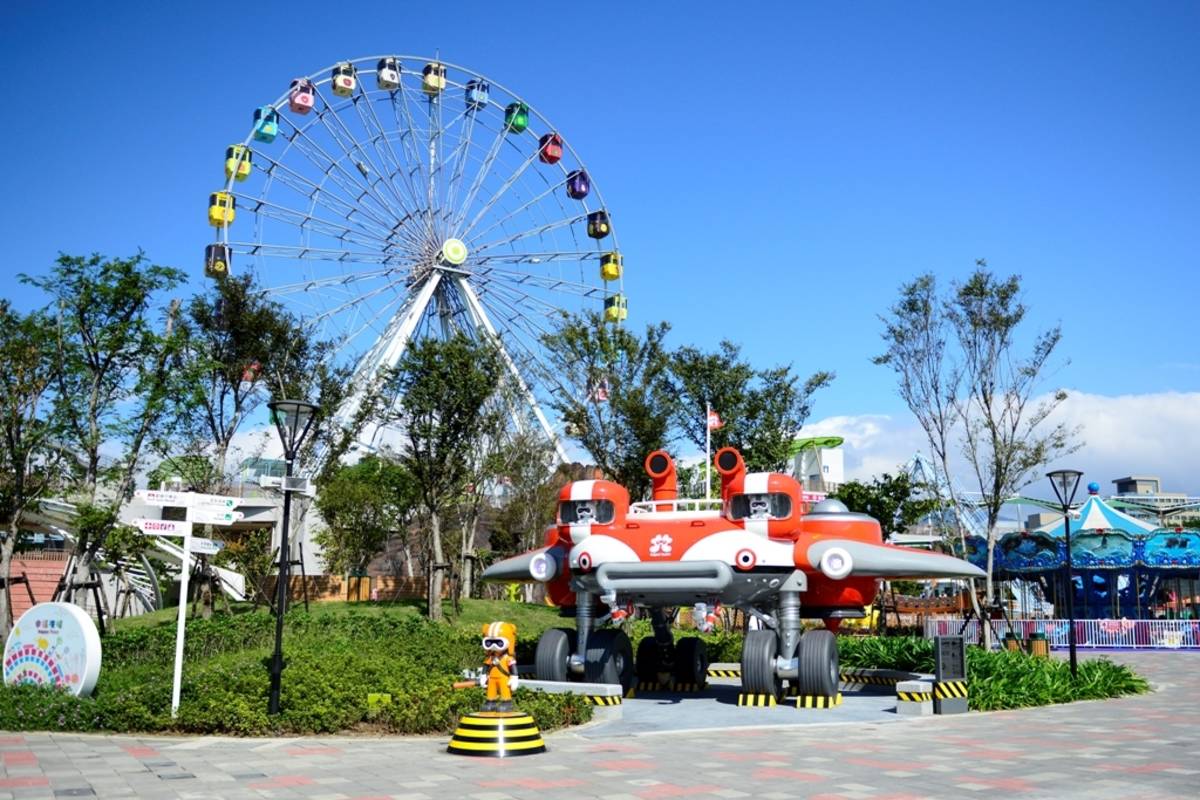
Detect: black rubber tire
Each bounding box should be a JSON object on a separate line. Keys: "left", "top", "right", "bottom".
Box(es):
{"left": 674, "top": 636, "right": 709, "bottom": 686}
{"left": 585, "top": 629, "right": 635, "bottom": 691}
{"left": 534, "top": 627, "right": 575, "bottom": 682}
{"left": 795, "top": 629, "right": 840, "bottom": 696}
{"left": 636, "top": 637, "right": 661, "bottom": 681}
{"left": 741, "top": 629, "right": 782, "bottom": 697}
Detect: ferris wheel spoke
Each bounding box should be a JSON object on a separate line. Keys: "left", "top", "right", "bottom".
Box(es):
{"left": 463, "top": 178, "right": 567, "bottom": 245}
{"left": 392, "top": 77, "right": 437, "bottom": 234}
{"left": 471, "top": 250, "right": 598, "bottom": 265}
{"left": 352, "top": 89, "right": 426, "bottom": 220}
{"left": 442, "top": 107, "right": 478, "bottom": 227}
{"left": 305, "top": 277, "right": 410, "bottom": 324}
{"left": 478, "top": 278, "right": 572, "bottom": 321}
{"left": 458, "top": 148, "right": 546, "bottom": 239}
{"left": 235, "top": 194, "right": 404, "bottom": 253}
{"left": 282, "top": 120, "right": 410, "bottom": 239}
{"left": 253, "top": 153, "right": 407, "bottom": 244}
{"left": 471, "top": 214, "right": 589, "bottom": 253}
{"left": 259, "top": 264, "right": 414, "bottom": 295}
{"left": 471, "top": 266, "right": 605, "bottom": 299}
{"left": 310, "top": 87, "right": 412, "bottom": 226}
{"left": 229, "top": 242, "right": 414, "bottom": 269}
{"left": 449, "top": 116, "right": 509, "bottom": 233}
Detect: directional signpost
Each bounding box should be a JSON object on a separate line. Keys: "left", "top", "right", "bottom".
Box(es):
{"left": 133, "top": 489, "right": 244, "bottom": 717}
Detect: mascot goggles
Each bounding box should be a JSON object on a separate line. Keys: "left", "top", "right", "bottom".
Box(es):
{"left": 482, "top": 637, "right": 508, "bottom": 650}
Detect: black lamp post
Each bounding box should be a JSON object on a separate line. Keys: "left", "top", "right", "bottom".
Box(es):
{"left": 1047, "top": 468, "right": 1084, "bottom": 678}
{"left": 266, "top": 399, "right": 318, "bottom": 715}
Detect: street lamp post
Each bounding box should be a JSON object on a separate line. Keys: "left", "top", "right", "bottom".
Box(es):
{"left": 1047, "top": 469, "right": 1084, "bottom": 678}
{"left": 266, "top": 399, "right": 319, "bottom": 715}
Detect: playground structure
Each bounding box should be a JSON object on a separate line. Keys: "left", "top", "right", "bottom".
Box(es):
{"left": 483, "top": 447, "right": 983, "bottom": 702}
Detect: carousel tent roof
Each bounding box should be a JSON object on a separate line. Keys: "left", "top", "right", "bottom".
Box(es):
{"left": 1032, "top": 489, "right": 1156, "bottom": 538}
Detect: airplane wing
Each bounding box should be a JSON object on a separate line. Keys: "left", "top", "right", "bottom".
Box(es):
{"left": 480, "top": 547, "right": 563, "bottom": 583}
{"left": 807, "top": 539, "right": 985, "bottom": 580}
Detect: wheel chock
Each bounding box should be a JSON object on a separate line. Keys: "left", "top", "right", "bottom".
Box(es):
{"left": 634, "top": 680, "right": 663, "bottom": 693}
{"left": 447, "top": 710, "right": 546, "bottom": 757}
{"left": 794, "top": 693, "right": 843, "bottom": 709}
{"left": 737, "top": 693, "right": 778, "bottom": 707}
{"left": 671, "top": 681, "right": 707, "bottom": 693}
{"left": 707, "top": 667, "right": 741, "bottom": 678}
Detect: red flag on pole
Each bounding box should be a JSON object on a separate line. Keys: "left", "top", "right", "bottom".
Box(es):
{"left": 707, "top": 410, "right": 723, "bottom": 431}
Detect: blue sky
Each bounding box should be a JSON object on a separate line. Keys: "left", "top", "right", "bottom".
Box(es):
{"left": 3, "top": 2, "right": 1198, "bottom": 492}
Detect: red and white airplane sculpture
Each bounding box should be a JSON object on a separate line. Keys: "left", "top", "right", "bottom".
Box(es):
{"left": 482, "top": 447, "right": 983, "bottom": 698}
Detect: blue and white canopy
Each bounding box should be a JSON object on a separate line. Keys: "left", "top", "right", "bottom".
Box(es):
{"left": 1033, "top": 488, "right": 1156, "bottom": 538}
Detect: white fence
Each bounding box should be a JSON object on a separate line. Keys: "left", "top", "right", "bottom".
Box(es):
{"left": 924, "top": 617, "right": 1200, "bottom": 650}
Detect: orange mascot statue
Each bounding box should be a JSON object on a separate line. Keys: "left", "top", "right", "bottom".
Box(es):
{"left": 480, "top": 621, "right": 519, "bottom": 712}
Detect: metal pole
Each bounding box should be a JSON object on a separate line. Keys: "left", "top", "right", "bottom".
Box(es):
{"left": 170, "top": 522, "right": 193, "bottom": 718}
{"left": 268, "top": 458, "right": 294, "bottom": 715}
{"left": 705, "top": 400, "right": 711, "bottom": 501}
{"left": 1063, "top": 507, "right": 1078, "bottom": 678}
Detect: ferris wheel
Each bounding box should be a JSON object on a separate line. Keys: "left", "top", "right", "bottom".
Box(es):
{"left": 205, "top": 55, "right": 627, "bottom": 461}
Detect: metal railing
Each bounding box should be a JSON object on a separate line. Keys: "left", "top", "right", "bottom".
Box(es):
{"left": 924, "top": 617, "right": 1200, "bottom": 649}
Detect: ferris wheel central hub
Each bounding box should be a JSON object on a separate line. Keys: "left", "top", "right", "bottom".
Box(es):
{"left": 438, "top": 238, "right": 469, "bottom": 266}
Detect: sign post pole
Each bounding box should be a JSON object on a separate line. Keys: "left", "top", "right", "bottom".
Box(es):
{"left": 170, "top": 521, "right": 193, "bottom": 718}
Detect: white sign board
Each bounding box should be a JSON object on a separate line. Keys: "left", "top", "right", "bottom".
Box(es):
{"left": 133, "top": 518, "right": 191, "bottom": 536}
{"left": 4, "top": 602, "right": 102, "bottom": 697}
{"left": 189, "top": 536, "right": 225, "bottom": 556}
{"left": 186, "top": 507, "right": 244, "bottom": 526}
{"left": 135, "top": 489, "right": 240, "bottom": 510}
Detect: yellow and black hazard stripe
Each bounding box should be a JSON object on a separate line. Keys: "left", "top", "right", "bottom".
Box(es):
{"left": 934, "top": 680, "right": 968, "bottom": 699}
{"left": 671, "top": 682, "right": 707, "bottom": 693}
{"left": 795, "top": 693, "right": 843, "bottom": 709}
{"left": 447, "top": 711, "right": 545, "bottom": 757}
{"left": 839, "top": 670, "right": 903, "bottom": 686}
{"left": 635, "top": 680, "right": 663, "bottom": 693}
{"left": 707, "top": 668, "right": 741, "bottom": 678}
{"left": 737, "top": 693, "right": 777, "bottom": 707}
{"left": 581, "top": 695, "right": 622, "bottom": 706}
{"left": 896, "top": 691, "right": 933, "bottom": 703}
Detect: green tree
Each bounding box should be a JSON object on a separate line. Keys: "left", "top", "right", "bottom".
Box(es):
{"left": 171, "top": 273, "right": 332, "bottom": 486}
{"left": 314, "top": 456, "right": 417, "bottom": 576}
{"left": 876, "top": 265, "right": 1080, "bottom": 641}
{"left": 146, "top": 455, "right": 219, "bottom": 492}
{"left": 0, "top": 303, "right": 68, "bottom": 635}
{"left": 385, "top": 334, "right": 503, "bottom": 620}
{"left": 20, "top": 252, "right": 186, "bottom": 501}
{"left": 486, "top": 431, "right": 560, "bottom": 601}
{"left": 670, "top": 340, "right": 834, "bottom": 472}
{"left": 541, "top": 313, "right": 676, "bottom": 498}
{"left": 831, "top": 472, "right": 940, "bottom": 538}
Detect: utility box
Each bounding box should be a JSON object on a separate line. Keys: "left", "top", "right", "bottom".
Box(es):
{"left": 933, "top": 635, "right": 969, "bottom": 715}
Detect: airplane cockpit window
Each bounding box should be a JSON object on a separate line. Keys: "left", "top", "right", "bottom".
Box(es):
{"left": 559, "top": 499, "right": 615, "bottom": 525}
{"left": 729, "top": 493, "right": 792, "bottom": 521}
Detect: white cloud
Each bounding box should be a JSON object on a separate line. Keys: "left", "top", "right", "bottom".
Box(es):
{"left": 804, "top": 390, "right": 1200, "bottom": 497}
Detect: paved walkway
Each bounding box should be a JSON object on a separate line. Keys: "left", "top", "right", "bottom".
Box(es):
{"left": 1, "top": 652, "right": 1197, "bottom": 799}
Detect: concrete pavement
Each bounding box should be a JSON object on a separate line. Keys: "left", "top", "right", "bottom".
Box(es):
{"left": 1, "top": 652, "right": 1196, "bottom": 799}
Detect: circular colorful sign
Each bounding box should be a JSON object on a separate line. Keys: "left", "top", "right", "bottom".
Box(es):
{"left": 3, "top": 602, "right": 102, "bottom": 697}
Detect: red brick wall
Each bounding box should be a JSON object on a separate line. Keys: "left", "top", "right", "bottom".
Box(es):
{"left": 8, "top": 553, "right": 68, "bottom": 618}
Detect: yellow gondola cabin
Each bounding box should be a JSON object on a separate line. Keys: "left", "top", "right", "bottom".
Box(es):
{"left": 600, "top": 251, "right": 622, "bottom": 281}
{"left": 604, "top": 293, "right": 627, "bottom": 323}
{"left": 224, "top": 145, "right": 252, "bottom": 182}
{"left": 205, "top": 244, "right": 231, "bottom": 279}
{"left": 208, "top": 192, "right": 235, "bottom": 227}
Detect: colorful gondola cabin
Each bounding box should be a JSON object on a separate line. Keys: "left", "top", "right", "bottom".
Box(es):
{"left": 288, "top": 79, "right": 315, "bottom": 114}
{"left": 600, "top": 251, "right": 622, "bottom": 281}
{"left": 422, "top": 62, "right": 446, "bottom": 96}
{"left": 505, "top": 102, "right": 530, "bottom": 133}
{"left": 377, "top": 57, "right": 400, "bottom": 90}
{"left": 332, "top": 62, "right": 357, "bottom": 97}
{"left": 604, "top": 293, "right": 628, "bottom": 322}
{"left": 566, "top": 170, "right": 590, "bottom": 199}
{"left": 465, "top": 79, "right": 489, "bottom": 110}
{"left": 224, "top": 145, "right": 252, "bottom": 182}
{"left": 208, "top": 192, "right": 235, "bottom": 227}
{"left": 252, "top": 106, "right": 278, "bottom": 143}
{"left": 588, "top": 211, "right": 611, "bottom": 240}
{"left": 538, "top": 132, "right": 563, "bottom": 164}
{"left": 205, "top": 244, "right": 231, "bottom": 279}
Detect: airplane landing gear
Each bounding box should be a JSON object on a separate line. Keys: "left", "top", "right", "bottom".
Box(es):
{"left": 741, "top": 629, "right": 783, "bottom": 696}
{"left": 673, "top": 636, "right": 709, "bottom": 686}
{"left": 534, "top": 627, "right": 576, "bottom": 682}
{"left": 585, "top": 628, "right": 635, "bottom": 691}
{"left": 795, "top": 629, "right": 839, "bottom": 696}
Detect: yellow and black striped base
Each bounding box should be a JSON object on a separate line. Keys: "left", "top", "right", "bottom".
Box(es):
{"left": 839, "top": 670, "right": 902, "bottom": 687}
{"left": 582, "top": 694, "right": 623, "bottom": 706}
{"left": 934, "top": 680, "right": 968, "bottom": 699}
{"left": 635, "top": 680, "right": 663, "bottom": 693}
{"left": 671, "top": 682, "right": 707, "bottom": 693}
{"left": 707, "top": 667, "right": 741, "bottom": 678}
{"left": 896, "top": 691, "right": 932, "bottom": 703}
{"left": 447, "top": 711, "right": 546, "bottom": 757}
{"left": 795, "top": 693, "right": 843, "bottom": 709}
{"left": 737, "top": 693, "right": 778, "bottom": 707}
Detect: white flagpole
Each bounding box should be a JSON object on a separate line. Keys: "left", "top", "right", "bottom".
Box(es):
{"left": 705, "top": 400, "right": 711, "bottom": 500}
